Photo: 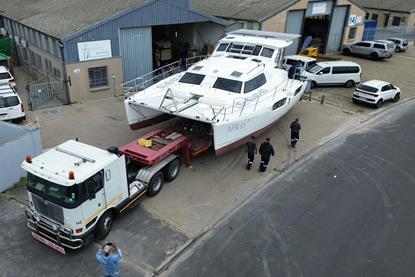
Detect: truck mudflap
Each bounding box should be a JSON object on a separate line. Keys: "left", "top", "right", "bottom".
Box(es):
{"left": 25, "top": 209, "right": 84, "bottom": 251}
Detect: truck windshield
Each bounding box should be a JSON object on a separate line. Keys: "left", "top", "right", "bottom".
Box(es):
{"left": 27, "top": 173, "right": 81, "bottom": 208}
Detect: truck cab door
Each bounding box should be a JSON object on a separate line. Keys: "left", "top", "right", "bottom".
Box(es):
{"left": 81, "top": 171, "right": 106, "bottom": 229}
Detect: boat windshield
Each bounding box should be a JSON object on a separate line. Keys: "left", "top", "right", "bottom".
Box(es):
{"left": 27, "top": 173, "right": 81, "bottom": 208}
{"left": 213, "top": 77, "right": 242, "bottom": 93}
{"left": 306, "top": 64, "right": 322, "bottom": 74}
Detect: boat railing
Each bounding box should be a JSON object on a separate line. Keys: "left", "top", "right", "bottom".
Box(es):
{"left": 213, "top": 78, "right": 301, "bottom": 122}
{"left": 122, "top": 55, "right": 209, "bottom": 95}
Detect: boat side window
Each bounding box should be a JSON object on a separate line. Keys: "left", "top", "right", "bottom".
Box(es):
{"left": 216, "top": 43, "right": 229, "bottom": 52}
{"left": 252, "top": 45, "right": 262, "bottom": 56}
{"left": 244, "top": 73, "right": 267, "bottom": 93}
{"left": 179, "top": 72, "right": 205, "bottom": 85}
{"left": 229, "top": 44, "right": 244, "bottom": 54}
{"left": 213, "top": 77, "right": 242, "bottom": 93}
{"left": 272, "top": 98, "right": 287, "bottom": 110}
{"left": 260, "top": 47, "right": 274, "bottom": 58}
{"left": 242, "top": 45, "right": 255, "bottom": 55}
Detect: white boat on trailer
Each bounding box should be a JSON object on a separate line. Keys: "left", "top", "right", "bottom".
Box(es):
{"left": 123, "top": 29, "right": 307, "bottom": 156}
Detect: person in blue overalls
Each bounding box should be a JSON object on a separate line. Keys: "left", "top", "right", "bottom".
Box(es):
{"left": 96, "top": 242, "right": 123, "bottom": 277}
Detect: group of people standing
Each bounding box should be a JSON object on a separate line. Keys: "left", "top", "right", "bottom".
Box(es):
{"left": 246, "top": 118, "right": 301, "bottom": 172}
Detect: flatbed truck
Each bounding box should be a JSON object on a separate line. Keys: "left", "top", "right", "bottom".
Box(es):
{"left": 22, "top": 127, "right": 212, "bottom": 254}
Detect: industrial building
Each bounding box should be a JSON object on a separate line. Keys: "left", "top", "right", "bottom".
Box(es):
{"left": 0, "top": 0, "right": 365, "bottom": 104}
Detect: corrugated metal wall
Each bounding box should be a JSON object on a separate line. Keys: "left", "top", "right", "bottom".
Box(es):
{"left": 63, "top": 0, "right": 215, "bottom": 64}
{"left": 326, "top": 6, "right": 348, "bottom": 52}
{"left": 285, "top": 10, "right": 304, "bottom": 55}
{"left": 119, "top": 27, "right": 152, "bottom": 82}
{"left": 0, "top": 123, "right": 43, "bottom": 192}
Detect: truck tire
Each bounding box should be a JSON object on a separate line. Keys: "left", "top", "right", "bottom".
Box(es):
{"left": 147, "top": 172, "right": 164, "bottom": 197}
{"left": 95, "top": 210, "right": 113, "bottom": 240}
{"left": 164, "top": 158, "right": 181, "bottom": 182}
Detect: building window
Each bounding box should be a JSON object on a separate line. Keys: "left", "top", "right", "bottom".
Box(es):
{"left": 392, "top": 16, "right": 401, "bottom": 26}
{"left": 44, "top": 58, "right": 52, "bottom": 73}
{"left": 22, "top": 48, "right": 29, "bottom": 63}
{"left": 35, "top": 53, "right": 43, "bottom": 71}
{"left": 88, "top": 66, "right": 108, "bottom": 89}
{"left": 348, "top": 27, "right": 357, "bottom": 40}
{"left": 365, "top": 13, "right": 369, "bottom": 20}
{"left": 372, "top": 14, "right": 378, "bottom": 21}
{"left": 53, "top": 67, "right": 61, "bottom": 78}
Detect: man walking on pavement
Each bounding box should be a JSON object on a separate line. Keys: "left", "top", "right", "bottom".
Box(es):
{"left": 96, "top": 242, "right": 123, "bottom": 277}
{"left": 290, "top": 118, "right": 301, "bottom": 148}
{"left": 259, "top": 137, "right": 275, "bottom": 172}
{"left": 246, "top": 136, "right": 257, "bottom": 170}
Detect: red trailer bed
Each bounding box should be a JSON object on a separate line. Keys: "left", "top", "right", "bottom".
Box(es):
{"left": 118, "top": 130, "right": 192, "bottom": 166}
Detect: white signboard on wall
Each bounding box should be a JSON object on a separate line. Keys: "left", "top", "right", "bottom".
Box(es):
{"left": 348, "top": 15, "right": 362, "bottom": 26}
{"left": 77, "top": 40, "right": 112, "bottom": 61}
{"left": 312, "top": 2, "right": 327, "bottom": 15}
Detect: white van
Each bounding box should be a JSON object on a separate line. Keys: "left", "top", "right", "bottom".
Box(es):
{"left": 0, "top": 66, "right": 16, "bottom": 88}
{"left": 303, "top": 61, "right": 362, "bottom": 88}
{"left": 282, "top": 55, "right": 317, "bottom": 71}
{"left": 0, "top": 84, "right": 25, "bottom": 122}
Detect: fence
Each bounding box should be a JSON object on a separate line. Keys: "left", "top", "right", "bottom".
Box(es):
{"left": 26, "top": 76, "right": 69, "bottom": 111}
{"left": 363, "top": 26, "right": 415, "bottom": 42}
{"left": 0, "top": 121, "right": 42, "bottom": 192}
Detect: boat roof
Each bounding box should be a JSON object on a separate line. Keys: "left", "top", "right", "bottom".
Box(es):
{"left": 22, "top": 140, "right": 118, "bottom": 185}
{"left": 221, "top": 29, "right": 300, "bottom": 49}
{"left": 188, "top": 56, "right": 265, "bottom": 81}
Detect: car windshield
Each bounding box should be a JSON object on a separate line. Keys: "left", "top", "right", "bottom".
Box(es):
{"left": 0, "top": 72, "right": 11, "bottom": 80}
{"left": 0, "top": 95, "right": 19, "bottom": 108}
{"left": 306, "top": 64, "right": 322, "bottom": 73}
{"left": 358, "top": 85, "right": 378, "bottom": 93}
{"left": 27, "top": 173, "right": 81, "bottom": 208}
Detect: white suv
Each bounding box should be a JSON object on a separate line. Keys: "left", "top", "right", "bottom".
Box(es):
{"left": 0, "top": 66, "right": 16, "bottom": 88}
{"left": 352, "top": 80, "right": 400, "bottom": 108}
{"left": 0, "top": 84, "right": 25, "bottom": 122}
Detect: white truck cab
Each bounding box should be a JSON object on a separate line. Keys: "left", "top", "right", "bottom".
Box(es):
{"left": 22, "top": 131, "right": 186, "bottom": 253}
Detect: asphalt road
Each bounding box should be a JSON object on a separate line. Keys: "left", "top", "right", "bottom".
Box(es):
{"left": 167, "top": 99, "right": 415, "bottom": 277}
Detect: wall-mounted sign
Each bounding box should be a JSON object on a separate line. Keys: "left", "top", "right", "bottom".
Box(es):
{"left": 77, "top": 40, "right": 112, "bottom": 61}
{"left": 348, "top": 15, "right": 362, "bottom": 26}
{"left": 312, "top": 2, "right": 327, "bottom": 15}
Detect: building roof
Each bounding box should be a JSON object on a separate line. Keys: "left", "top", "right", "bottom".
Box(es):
{"left": 354, "top": 0, "right": 415, "bottom": 13}
{"left": 193, "top": 0, "right": 299, "bottom": 21}
{"left": 0, "top": 0, "right": 148, "bottom": 39}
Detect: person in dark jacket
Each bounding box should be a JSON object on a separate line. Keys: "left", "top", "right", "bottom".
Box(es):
{"left": 259, "top": 137, "right": 275, "bottom": 172}
{"left": 246, "top": 136, "right": 257, "bottom": 170}
{"left": 290, "top": 118, "right": 301, "bottom": 147}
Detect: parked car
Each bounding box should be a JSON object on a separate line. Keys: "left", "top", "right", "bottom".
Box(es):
{"left": 376, "top": 40, "right": 396, "bottom": 52}
{"left": 282, "top": 55, "right": 317, "bottom": 71}
{"left": 0, "top": 84, "right": 25, "bottom": 122}
{"left": 303, "top": 61, "right": 361, "bottom": 88}
{"left": 342, "top": 41, "right": 394, "bottom": 59}
{"left": 352, "top": 80, "right": 400, "bottom": 108}
{"left": 386, "top": 38, "right": 409, "bottom": 52}
{"left": 0, "top": 66, "right": 16, "bottom": 88}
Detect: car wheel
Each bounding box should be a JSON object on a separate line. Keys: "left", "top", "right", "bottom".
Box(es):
{"left": 95, "top": 210, "right": 113, "bottom": 240}
{"left": 345, "top": 80, "right": 355, "bottom": 88}
{"left": 370, "top": 52, "right": 379, "bottom": 60}
{"left": 376, "top": 99, "right": 383, "bottom": 108}
{"left": 352, "top": 98, "right": 358, "bottom": 104}
{"left": 147, "top": 172, "right": 164, "bottom": 197}
{"left": 164, "top": 158, "right": 181, "bottom": 182}
{"left": 396, "top": 47, "right": 401, "bottom": 52}
{"left": 311, "top": 81, "right": 317, "bottom": 89}
{"left": 342, "top": 48, "right": 350, "bottom": 55}
{"left": 392, "top": 93, "right": 400, "bottom": 102}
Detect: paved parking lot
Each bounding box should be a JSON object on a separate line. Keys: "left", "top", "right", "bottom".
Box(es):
{"left": 1, "top": 45, "right": 413, "bottom": 275}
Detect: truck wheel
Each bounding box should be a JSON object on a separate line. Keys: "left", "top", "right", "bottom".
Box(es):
{"left": 148, "top": 172, "right": 164, "bottom": 197}
{"left": 95, "top": 210, "right": 113, "bottom": 240}
{"left": 164, "top": 158, "right": 181, "bottom": 182}
{"left": 345, "top": 80, "right": 355, "bottom": 88}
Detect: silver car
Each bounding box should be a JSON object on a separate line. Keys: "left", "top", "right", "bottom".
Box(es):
{"left": 342, "top": 41, "right": 394, "bottom": 60}
{"left": 386, "top": 38, "right": 409, "bottom": 52}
